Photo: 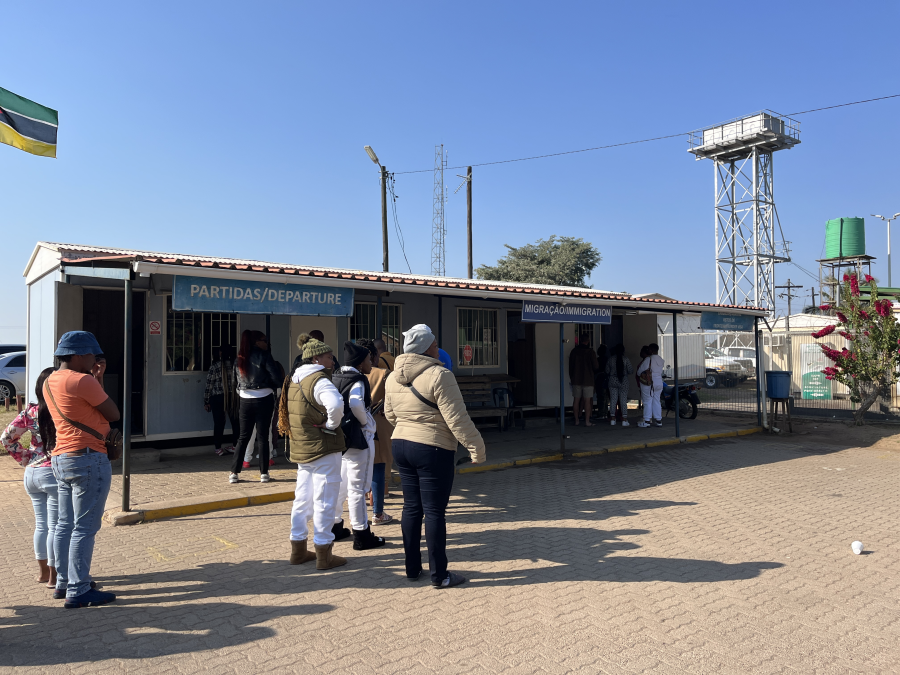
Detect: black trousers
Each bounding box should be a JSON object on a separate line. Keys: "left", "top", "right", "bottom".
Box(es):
{"left": 209, "top": 394, "right": 238, "bottom": 450}
{"left": 392, "top": 439, "right": 456, "bottom": 584}
{"left": 230, "top": 394, "right": 275, "bottom": 474}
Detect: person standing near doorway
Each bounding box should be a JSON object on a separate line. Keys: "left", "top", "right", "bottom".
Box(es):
{"left": 279, "top": 334, "right": 348, "bottom": 570}
{"left": 45, "top": 331, "right": 119, "bottom": 608}
{"left": 385, "top": 324, "right": 485, "bottom": 589}
{"left": 569, "top": 334, "right": 599, "bottom": 427}
{"left": 606, "top": 344, "right": 633, "bottom": 427}
{"left": 205, "top": 346, "right": 237, "bottom": 456}
{"left": 359, "top": 338, "right": 395, "bottom": 525}
{"left": 637, "top": 343, "right": 665, "bottom": 428}
{"left": 374, "top": 339, "right": 395, "bottom": 372}
{"left": 593, "top": 344, "right": 610, "bottom": 421}
{"left": 229, "top": 330, "right": 280, "bottom": 484}
{"left": 332, "top": 342, "right": 385, "bottom": 551}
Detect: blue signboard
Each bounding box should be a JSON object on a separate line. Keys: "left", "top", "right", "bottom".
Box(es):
{"left": 700, "top": 311, "right": 755, "bottom": 332}
{"left": 173, "top": 276, "right": 354, "bottom": 316}
{"left": 521, "top": 300, "right": 612, "bottom": 324}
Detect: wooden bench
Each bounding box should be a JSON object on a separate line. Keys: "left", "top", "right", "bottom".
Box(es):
{"left": 456, "top": 376, "right": 505, "bottom": 432}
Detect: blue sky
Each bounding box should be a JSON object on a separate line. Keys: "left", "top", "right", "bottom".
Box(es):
{"left": 2, "top": 1, "right": 898, "bottom": 341}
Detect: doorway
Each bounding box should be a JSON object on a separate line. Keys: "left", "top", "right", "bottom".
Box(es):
{"left": 506, "top": 311, "right": 536, "bottom": 406}
{"left": 82, "top": 289, "right": 146, "bottom": 436}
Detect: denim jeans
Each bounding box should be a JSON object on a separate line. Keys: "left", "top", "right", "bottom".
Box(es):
{"left": 23, "top": 466, "right": 59, "bottom": 566}
{"left": 52, "top": 450, "right": 112, "bottom": 598}
{"left": 392, "top": 439, "right": 456, "bottom": 583}
{"left": 371, "top": 462, "right": 386, "bottom": 516}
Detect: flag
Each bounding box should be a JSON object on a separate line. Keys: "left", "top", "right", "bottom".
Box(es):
{"left": 0, "top": 86, "right": 58, "bottom": 158}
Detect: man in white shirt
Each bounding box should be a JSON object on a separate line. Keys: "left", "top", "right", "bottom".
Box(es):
{"left": 331, "top": 342, "right": 385, "bottom": 551}
{"left": 636, "top": 343, "right": 665, "bottom": 428}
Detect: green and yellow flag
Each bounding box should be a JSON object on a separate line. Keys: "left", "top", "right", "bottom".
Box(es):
{"left": 0, "top": 86, "right": 58, "bottom": 158}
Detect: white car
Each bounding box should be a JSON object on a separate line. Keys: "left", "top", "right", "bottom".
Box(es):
{"left": 725, "top": 347, "right": 757, "bottom": 372}
{"left": 0, "top": 351, "right": 26, "bottom": 401}
{"left": 704, "top": 347, "right": 750, "bottom": 388}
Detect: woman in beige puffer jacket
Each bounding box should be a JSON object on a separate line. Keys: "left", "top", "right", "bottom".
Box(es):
{"left": 384, "top": 324, "right": 485, "bottom": 589}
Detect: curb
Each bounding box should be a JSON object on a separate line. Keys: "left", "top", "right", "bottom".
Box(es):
{"left": 105, "top": 427, "right": 763, "bottom": 525}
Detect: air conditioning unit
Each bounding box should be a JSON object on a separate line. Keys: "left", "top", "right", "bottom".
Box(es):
{"left": 763, "top": 334, "right": 784, "bottom": 347}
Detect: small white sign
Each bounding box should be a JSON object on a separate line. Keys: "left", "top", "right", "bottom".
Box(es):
{"left": 149, "top": 320, "right": 161, "bottom": 336}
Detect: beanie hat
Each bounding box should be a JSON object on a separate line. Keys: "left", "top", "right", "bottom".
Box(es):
{"left": 402, "top": 324, "right": 436, "bottom": 355}
{"left": 343, "top": 341, "right": 369, "bottom": 368}
{"left": 297, "top": 333, "right": 332, "bottom": 361}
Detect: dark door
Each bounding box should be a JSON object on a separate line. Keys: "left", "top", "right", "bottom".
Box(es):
{"left": 82, "top": 289, "right": 145, "bottom": 436}
{"left": 507, "top": 311, "right": 536, "bottom": 406}
{"left": 601, "top": 315, "right": 624, "bottom": 351}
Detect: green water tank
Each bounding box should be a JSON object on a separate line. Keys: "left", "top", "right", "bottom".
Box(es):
{"left": 825, "top": 217, "right": 866, "bottom": 259}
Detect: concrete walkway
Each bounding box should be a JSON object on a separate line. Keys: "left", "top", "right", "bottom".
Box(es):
{"left": 96, "top": 411, "right": 761, "bottom": 524}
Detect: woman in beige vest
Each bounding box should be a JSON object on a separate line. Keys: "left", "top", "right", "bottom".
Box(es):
{"left": 279, "top": 334, "right": 348, "bottom": 570}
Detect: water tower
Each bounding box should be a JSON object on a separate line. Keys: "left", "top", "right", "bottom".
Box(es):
{"left": 689, "top": 111, "right": 801, "bottom": 314}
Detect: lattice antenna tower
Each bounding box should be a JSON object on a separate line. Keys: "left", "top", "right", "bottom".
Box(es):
{"left": 688, "top": 111, "right": 800, "bottom": 314}
{"left": 432, "top": 144, "right": 447, "bottom": 276}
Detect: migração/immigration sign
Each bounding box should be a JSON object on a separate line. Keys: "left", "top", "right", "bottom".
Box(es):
{"left": 173, "top": 276, "right": 354, "bottom": 316}
{"left": 521, "top": 300, "right": 612, "bottom": 324}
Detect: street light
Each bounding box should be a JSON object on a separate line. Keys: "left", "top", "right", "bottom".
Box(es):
{"left": 871, "top": 212, "right": 900, "bottom": 287}
{"left": 365, "top": 146, "right": 388, "bottom": 272}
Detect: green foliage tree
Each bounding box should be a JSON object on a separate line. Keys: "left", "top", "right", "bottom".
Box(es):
{"left": 475, "top": 236, "right": 601, "bottom": 288}
{"left": 812, "top": 273, "right": 900, "bottom": 425}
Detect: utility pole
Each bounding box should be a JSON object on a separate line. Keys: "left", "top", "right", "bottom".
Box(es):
{"left": 466, "top": 166, "right": 473, "bottom": 279}
{"left": 775, "top": 279, "right": 803, "bottom": 333}
{"left": 381, "top": 165, "right": 388, "bottom": 272}
{"left": 809, "top": 286, "right": 817, "bottom": 309}
{"left": 364, "top": 146, "right": 389, "bottom": 272}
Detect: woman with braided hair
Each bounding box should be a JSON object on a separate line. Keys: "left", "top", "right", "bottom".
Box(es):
{"left": 278, "top": 333, "right": 348, "bottom": 570}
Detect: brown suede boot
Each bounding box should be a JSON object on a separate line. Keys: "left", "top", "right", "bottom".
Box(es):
{"left": 315, "top": 543, "right": 347, "bottom": 570}
{"left": 290, "top": 540, "right": 316, "bottom": 565}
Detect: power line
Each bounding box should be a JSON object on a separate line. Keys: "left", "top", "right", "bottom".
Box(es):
{"left": 393, "top": 93, "right": 900, "bottom": 175}
{"left": 789, "top": 261, "right": 819, "bottom": 282}
{"left": 386, "top": 173, "right": 412, "bottom": 273}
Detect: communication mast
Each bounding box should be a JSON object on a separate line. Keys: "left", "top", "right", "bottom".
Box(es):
{"left": 689, "top": 111, "right": 800, "bottom": 314}
{"left": 432, "top": 144, "right": 447, "bottom": 276}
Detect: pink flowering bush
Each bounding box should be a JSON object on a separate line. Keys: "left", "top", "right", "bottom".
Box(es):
{"left": 814, "top": 274, "right": 900, "bottom": 424}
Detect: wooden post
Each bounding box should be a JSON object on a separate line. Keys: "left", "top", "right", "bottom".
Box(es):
{"left": 466, "top": 166, "right": 473, "bottom": 279}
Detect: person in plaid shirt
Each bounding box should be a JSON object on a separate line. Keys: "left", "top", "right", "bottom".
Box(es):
{"left": 205, "top": 346, "right": 238, "bottom": 455}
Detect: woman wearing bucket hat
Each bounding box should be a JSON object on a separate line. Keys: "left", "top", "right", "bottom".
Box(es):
{"left": 278, "top": 334, "right": 348, "bottom": 570}
{"left": 385, "top": 324, "right": 485, "bottom": 589}
{"left": 45, "top": 331, "right": 120, "bottom": 608}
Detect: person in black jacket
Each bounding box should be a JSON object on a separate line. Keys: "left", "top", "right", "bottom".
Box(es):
{"left": 331, "top": 341, "right": 385, "bottom": 551}
{"left": 229, "top": 330, "right": 281, "bottom": 484}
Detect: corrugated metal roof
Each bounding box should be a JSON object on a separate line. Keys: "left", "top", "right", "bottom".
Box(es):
{"left": 32, "top": 241, "right": 768, "bottom": 313}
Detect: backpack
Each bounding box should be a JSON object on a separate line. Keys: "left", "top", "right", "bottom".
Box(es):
{"left": 639, "top": 358, "right": 653, "bottom": 387}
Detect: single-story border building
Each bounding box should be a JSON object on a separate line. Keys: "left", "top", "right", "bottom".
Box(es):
{"left": 24, "top": 241, "right": 767, "bottom": 449}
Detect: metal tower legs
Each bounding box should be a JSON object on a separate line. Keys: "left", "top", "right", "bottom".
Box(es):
{"left": 714, "top": 149, "right": 789, "bottom": 312}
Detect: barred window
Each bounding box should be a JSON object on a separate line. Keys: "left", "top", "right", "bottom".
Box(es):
{"left": 575, "top": 324, "right": 594, "bottom": 347}
{"left": 165, "top": 296, "right": 238, "bottom": 372}
{"left": 457, "top": 308, "right": 498, "bottom": 367}
{"left": 349, "top": 303, "right": 402, "bottom": 356}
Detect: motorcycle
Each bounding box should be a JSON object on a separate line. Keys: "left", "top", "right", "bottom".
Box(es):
{"left": 661, "top": 381, "right": 701, "bottom": 419}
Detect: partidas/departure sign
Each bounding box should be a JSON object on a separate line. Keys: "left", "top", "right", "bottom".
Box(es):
{"left": 173, "top": 276, "right": 354, "bottom": 316}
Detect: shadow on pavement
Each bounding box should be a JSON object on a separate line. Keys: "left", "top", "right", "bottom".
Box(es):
{"left": 0, "top": 600, "right": 332, "bottom": 666}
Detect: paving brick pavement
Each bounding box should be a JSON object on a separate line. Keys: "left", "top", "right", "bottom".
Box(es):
{"left": 0, "top": 421, "right": 898, "bottom": 673}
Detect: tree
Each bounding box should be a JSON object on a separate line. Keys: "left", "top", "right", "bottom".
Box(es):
{"left": 812, "top": 273, "right": 900, "bottom": 425}
{"left": 475, "top": 236, "right": 601, "bottom": 288}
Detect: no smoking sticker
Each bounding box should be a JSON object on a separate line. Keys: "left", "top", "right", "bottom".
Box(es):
{"left": 149, "top": 320, "right": 161, "bottom": 335}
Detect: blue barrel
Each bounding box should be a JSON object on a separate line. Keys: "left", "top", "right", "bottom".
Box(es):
{"left": 765, "top": 371, "right": 791, "bottom": 399}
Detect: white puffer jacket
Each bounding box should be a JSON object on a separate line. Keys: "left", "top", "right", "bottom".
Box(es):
{"left": 384, "top": 353, "right": 486, "bottom": 463}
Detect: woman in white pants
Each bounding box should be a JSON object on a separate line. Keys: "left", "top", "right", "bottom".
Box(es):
{"left": 637, "top": 343, "right": 665, "bottom": 428}
{"left": 331, "top": 342, "right": 385, "bottom": 551}
{"left": 280, "top": 334, "right": 348, "bottom": 570}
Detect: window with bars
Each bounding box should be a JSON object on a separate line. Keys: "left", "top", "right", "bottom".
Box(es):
{"left": 165, "top": 296, "right": 238, "bottom": 372}
{"left": 349, "top": 303, "right": 403, "bottom": 356}
{"left": 457, "top": 308, "right": 499, "bottom": 367}
{"left": 575, "top": 324, "right": 595, "bottom": 347}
